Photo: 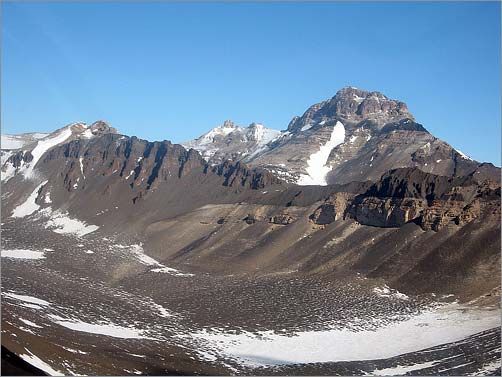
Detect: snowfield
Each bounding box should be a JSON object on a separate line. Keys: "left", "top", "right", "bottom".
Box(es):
{"left": 1, "top": 135, "right": 27, "bottom": 150}
{"left": 297, "top": 121, "right": 345, "bottom": 186}
{"left": 187, "top": 303, "right": 500, "bottom": 366}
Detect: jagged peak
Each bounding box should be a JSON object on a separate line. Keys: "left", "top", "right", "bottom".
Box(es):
{"left": 287, "top": 86, "right": 414, "bottom": 132}
{"left": 89, "top": 120, "right": 118, "bottom": 136}
{"left": 222, "top": 120, "right": 237, "bottom": 128}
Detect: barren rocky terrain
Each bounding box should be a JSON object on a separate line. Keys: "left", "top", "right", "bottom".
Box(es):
{"left": 1, "top": 87, "right": 500, "bottom": 375}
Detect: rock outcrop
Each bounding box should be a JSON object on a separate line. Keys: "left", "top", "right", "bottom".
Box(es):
{"left": 270, "top": 213, "right": 296, "bottom": 225}
{"left": 343, "top": 168, "right": 499, "bottom": 231}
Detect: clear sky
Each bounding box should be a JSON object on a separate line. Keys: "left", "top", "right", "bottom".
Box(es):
{"left": 2, "top": 2, "right": 500, "bottom": 165}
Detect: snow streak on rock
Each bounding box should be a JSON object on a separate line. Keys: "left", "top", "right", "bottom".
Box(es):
{"left": 19, "top": 350, "right": 64, "bottom": 376}
{"left": 79, "top": 157, "right": 85, "bottom": 179}
{"left": 297, "top": 121, "right": 345, "bottom": 186}
{"left": 24, "top": 128, "right": 73, "bottom": 178}
{"left": 11, "top": 181, "right": 48, "bottom": 218}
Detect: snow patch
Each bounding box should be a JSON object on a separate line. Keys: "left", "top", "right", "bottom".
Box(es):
{"left": 149, "top": 301, "right": 174, "bottom": 318}
{"left": 3, "top": 292, "right": 51, "bottom": 306}
{"left": 48, "top": 314, "right": 157, "bottom": 340}
{"left": 44, "top": 192, "right": 52, "bottom": 204}
{"left": 122, "top": 244, "right": 194, "bottom": 276}
{"left": 2, "top": 249, "right": 45, "bottom": 260}
{"left": 456, "top": 149, "right": 473, "bottom": 161}
{"left": 11, "top": 181, "right": 48, "bottom": 218}
{"left": 62, "top": 347, "right": 89, "bottom": 355}
{"left": 125, "top": 170, "right": 134, "bottom": 179}
{"left": 297, "top": 121, "right": 345, "bottom": 186}
{"left": 39, "top": 208, "right": 99, "bottom": 237}
{"left": 151, "top": 266, "right": 194, "bottom": 277}
{"left": 373, "top": 285, "right": 409, "bottom": 300}
{"left": 80, "top": 129, "right": 94, "bottom": 139}
{"left": 353, "top": 93, "right": 365, "bottom": 103}
{"left": 472, "top": 359, "right": 502, "bottom": 375}
{"left": 19, "top": 318, "right": 43, "bottom": 328}
{"left": 301, "top": 122, "right": 314, "bottom": 132}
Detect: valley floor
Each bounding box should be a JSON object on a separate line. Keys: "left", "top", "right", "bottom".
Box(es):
{"left": 1, "top": 216, "right": 500, "bottom": 376}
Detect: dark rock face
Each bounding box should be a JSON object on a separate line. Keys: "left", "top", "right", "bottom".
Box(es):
{"left": 351, "top": 197, "right": 426, "bottom": 228}
{"left": 342, "top": 168, "right": 500, "bottom": 231}
{"left": 40, "top": 133, "right": 283, "bottom": 206}
{"left": 6, "top": 150, "right": 33, "bottom": 168}
{"left": 244, "top": 213, "right": 257, "bottom": 224}
{"left": 211, "top": 160, "right": 283, "bottom": 190}
{"left": 1, "top": 346, "right": 47, "bottom": 376}
{"left": 380, "top": 118, "right": 428, "bottom": 134}
{"left": 310, "top": 203, "right": 336, "bottom": 225}
{"left": 46, "top": 135, "right": 205, "bottom": 191}
{"left": 270, "top": 213, "right": 296, "bottom": 225}
{"left": 419, "top": 199, "right": 482, "bottom": 231}
{"left": 89, "top": 120, "right": 118, "bottom": 136}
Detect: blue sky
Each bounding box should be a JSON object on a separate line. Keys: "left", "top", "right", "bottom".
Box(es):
{"left": 2, "top": 2, "right": 500, "bottom": 164}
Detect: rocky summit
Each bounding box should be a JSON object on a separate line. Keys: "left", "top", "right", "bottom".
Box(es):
{"left": 1, "top": 87, "right": 500, "bottom": 376}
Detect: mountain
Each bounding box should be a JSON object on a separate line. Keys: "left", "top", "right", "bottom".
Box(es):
{"left": 184, "top": 86, "right": 499, "bottom": 186}
{"left": 1, "top": 88, "right": 500, "bottom": 376}
{"left": 182, "top": 120, "right": 282, "bottom": 164}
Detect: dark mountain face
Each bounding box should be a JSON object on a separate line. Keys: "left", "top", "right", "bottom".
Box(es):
{"left": 286, "top": 86, "right": 413, "bottom": 133}
{"left": 1, "top": 89, "right": 500, "bottom": 376}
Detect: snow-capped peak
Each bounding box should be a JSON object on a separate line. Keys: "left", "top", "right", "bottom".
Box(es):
{"left": 1, "top": 120, "right": 117, "bottom": 182}
{"left": 248, "top": 123, "right": 281, "bottom": 145}
{"left": 182, "top": 120, "right": 283, "bottom": 163}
